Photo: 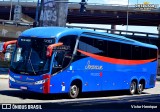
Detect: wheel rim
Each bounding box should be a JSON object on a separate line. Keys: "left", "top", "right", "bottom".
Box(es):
{"left": 70, "top": 85, "right": 78, "bottom": 97}
{"left": 130, "top": 82, "right": 136, "bottom": 94}
{"left": 138, "top": 84, "right": 143, "bottom": 93}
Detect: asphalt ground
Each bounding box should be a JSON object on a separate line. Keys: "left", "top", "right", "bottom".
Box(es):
{"left": 0, "top": 79, "right": 160, "bottom": 112}
{"left": 0, "top": 68, "right": 9, "bottom": 79}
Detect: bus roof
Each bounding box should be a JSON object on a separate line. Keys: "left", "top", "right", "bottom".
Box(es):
{"left": 20, "top": 27, "right": 157, "bottom": 49}
{"left": 21, "top": 27, "right": 82, "bottom": 38}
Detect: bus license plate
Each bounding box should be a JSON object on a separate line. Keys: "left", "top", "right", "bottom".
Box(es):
{"left": 20, "top": 86, "right": 27, "bottom": 90}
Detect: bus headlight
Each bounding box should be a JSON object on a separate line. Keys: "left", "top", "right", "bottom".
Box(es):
{"left": 34, "top": 79, "right": 48, "bottom": 85}
{"left": 9, "top": 76, "right": 15, "bottom": 82}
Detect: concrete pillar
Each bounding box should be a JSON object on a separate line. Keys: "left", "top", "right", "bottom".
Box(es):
{"left": 111, "top": 24, "right": 116, "bottom": 34}
{"left": 13, "top": 5, "right": 22, "bottom": 22}
{"left": 39, "top": 0, "right": 68, "bottom": 27}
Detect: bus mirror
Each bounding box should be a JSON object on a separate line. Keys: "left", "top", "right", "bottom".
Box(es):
{"left": 2, "top": 40, "right": 17, "bottom": 54}
{"left": 46, "top": 42, "right": 63, "bottom": 57}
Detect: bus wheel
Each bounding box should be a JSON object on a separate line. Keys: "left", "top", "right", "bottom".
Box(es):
{"left": 129, "top": 81, "right": 137, "bottom": 95}
{"left": 69, "top": 84, "right": 79, "bottom": 99}
{"left": 137, "top": 83, "right": 143, "bottom": 94}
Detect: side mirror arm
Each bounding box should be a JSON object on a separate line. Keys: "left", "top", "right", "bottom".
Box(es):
{"left": 2, "top": 40, "right": 17, "bottom": 53}
{"left": 46, "top": 42, "right": 63, "bottom": 57}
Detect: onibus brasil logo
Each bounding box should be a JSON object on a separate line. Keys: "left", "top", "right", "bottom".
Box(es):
{"left": 135, "top": 1, "right": 159, "bottom": 11}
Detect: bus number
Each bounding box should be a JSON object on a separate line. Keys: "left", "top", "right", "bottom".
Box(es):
{"left": 44, "top": 39, "right": 52, "bottom": 43}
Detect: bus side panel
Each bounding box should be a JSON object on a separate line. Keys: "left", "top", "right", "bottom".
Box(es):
{"left": 49, "top": 67, "right": 103, "bottom": 93}
{"left": 49, "top": 72, "right": 71, "bottom": 93}
{"left": 136, "top": 61, "right": 157, "bottom": 89}
{"left": 70, "top": 57, "right": 157, "bottom": 92}
{"left": 50, "top": 71, "right": 84, "bottom": 93}
{"left": 142, "top": 61, "right": 157, "bottom": 89}
{"left": 49, "top": 57, "right": 157, "bottom": 93}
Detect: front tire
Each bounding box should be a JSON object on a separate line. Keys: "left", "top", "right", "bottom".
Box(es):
{"left": 130, "top": 81, "right": 137, "bottom": 95}
{"left": 68, "top": 84, "right": 79, "bottom": 98}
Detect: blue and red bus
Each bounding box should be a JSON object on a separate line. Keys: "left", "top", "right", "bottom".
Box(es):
{"left": 3, "top": 27, "right": 158, "bottom": 98}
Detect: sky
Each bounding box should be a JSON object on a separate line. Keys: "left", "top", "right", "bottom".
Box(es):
{"left": 68, "top": 0, "right": 160, "bottom": 34}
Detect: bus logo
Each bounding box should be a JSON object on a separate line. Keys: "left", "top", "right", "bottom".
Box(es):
{"left": 26, "top": 77, "right": 34, "bottom": 81}
{"left": 85, "top": 60, "right": 103, "bottom": 70}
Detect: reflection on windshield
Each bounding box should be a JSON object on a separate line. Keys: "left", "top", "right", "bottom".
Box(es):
{"left": 10, "top": 37, "right": 55, "bottom": 75}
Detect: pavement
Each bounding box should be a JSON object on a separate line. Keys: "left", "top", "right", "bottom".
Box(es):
{"left": 0, "top": 74, "right": 9, "bottom": 79}
{"left": 0, "top": 67, "right": 160, "bottom": 81}
{"left": 0, "top": 67, "right": 9, "bottom": 79}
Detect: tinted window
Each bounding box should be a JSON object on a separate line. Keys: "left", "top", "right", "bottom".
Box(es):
{"left": 149, "top": 48, "right": 157, "bottom": 59}
{"left": 132, "top": 45, "right": 142, "bottom": 60}
{"left": 94, "top": 39, "right": 107, "bottom": 56}
{"left": 107, "top": 41, "right": 121, "bottom": 58}
{"left": 59, "top": 35, "right": 77, "bottom": 52}
{"left": 51, "top": 35, "right": 77, "bottom": 71}
{"left": 78, "top": 36, "right": 102, "bottom": 55}
{"left": 76, "top": 36, "right": 156, "bottom": 61}
{"left": 141, "top": 47, "right": 150, "bottom": 59}
{"left": 121, "top": 43, "right": 132, "bottom": 60}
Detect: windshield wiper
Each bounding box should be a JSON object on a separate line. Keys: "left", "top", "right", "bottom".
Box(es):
{"left": 28, "top": 48, "right": 36, "bottom": 75}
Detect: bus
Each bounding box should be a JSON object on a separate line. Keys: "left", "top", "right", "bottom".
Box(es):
{"left": 2, "top": 27, "right": 158, "bottom": 98}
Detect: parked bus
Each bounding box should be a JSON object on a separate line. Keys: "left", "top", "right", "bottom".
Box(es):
{"left": 3, "top": 27, "right": 158, "bottom": 98}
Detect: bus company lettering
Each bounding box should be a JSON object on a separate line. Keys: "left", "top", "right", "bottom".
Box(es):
{"left": 85, "top": 61, "right": 103, "bottom": 70}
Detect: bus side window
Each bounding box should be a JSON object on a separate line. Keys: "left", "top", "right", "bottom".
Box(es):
{"left": 120, "top": 43, "right": 132, "bottom": 60}
{"left": 78, "top": 36, "right": 102, "bottom": 55}
{"left": 58, "top": 35, "right": 76, "bottom": 53}
{"left": 141, "top": 47, "right": 150, "bottom": 60}
{"left": 108, "top": 41, "right": 121, "bottom": 58}
{"left": 77, "top": 41, "right": 87, "bottom": 57}
{"left": 93, "top": 39, "right": 106, "bottom": 56}
{"left": 149, "top": 48, "right": 157, "bottom": 59}
{"left": 94, "top": 39, "right": 104, "bottom": 50}
{"left": 74, "top": 36, "right": 95, "bottom": 61}
{"left": 132, "top": 45, "right": 142, "bottom": 60}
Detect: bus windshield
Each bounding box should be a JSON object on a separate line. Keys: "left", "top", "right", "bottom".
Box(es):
{"left": 10, "top": 37, "right": 55, "bottom": 75}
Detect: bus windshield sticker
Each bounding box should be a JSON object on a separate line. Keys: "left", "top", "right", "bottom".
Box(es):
{"left": 44, "top": 39, "right": 53, "bottom": 44}
{"left": 21, "top": 39, "right": 31, "bottom": 42}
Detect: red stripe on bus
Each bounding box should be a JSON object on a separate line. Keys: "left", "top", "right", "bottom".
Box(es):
{"left": 77, "top": 49, "right": 156, "bottom": 65}
{"left": 43, "top": 74, "right": 50, "bottom": 94}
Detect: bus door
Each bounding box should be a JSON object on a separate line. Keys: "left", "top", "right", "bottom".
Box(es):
{"left": 51, "top": 35, "right": 77, "bottom": 74}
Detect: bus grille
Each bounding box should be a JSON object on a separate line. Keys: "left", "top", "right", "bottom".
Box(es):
{"left": 15, "top": 80, "right": 35, "bottom": 85}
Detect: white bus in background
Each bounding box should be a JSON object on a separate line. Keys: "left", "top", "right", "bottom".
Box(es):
{"left": 0, "top": 42, "right": 15, "bottom": 61}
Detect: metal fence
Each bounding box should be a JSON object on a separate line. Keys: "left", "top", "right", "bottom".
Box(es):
{"left": 0, "top": 20, "right": 159, "bottom": 39}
